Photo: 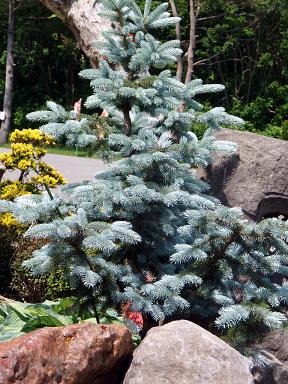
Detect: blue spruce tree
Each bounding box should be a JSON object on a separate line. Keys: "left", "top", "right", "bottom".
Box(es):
{"left": 1, "top": 0, "right": 287, "bottom": 335}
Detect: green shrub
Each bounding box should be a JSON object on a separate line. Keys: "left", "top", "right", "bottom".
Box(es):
{"left": 0, "top": 227, "right": 14, "bottom": 297}
{"left": 10, "top": 238, "right": 73, "bottom": 302}
{"left": 0, "top": 296, "right": 141, "bottom": 346}
{"left": 262, "top": 121, "right": 288, "bottom": 140}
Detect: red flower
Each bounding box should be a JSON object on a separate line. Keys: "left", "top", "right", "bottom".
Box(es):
{"left": 100, "top": 110, "right": 109, "bottom": 118}
{"left": 127, "top": 311, "right": 144, "bottom": 327}
{"left": 73, "top": 99, "right": 82, "bottom": 114}
{"left": 122, "top": 301, "right": 144, "bottom": 328}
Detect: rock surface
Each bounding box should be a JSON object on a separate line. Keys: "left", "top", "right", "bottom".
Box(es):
{"left": 124, "top": 320, "right": 253, "bottom": 384}
{"left": 0, "top": 323, "right": 132, "bottom": 384}
{"left": 252, "top": 328, "right": 288, "bottom": 384}
{"left": 199, "top": 129, "right": 288, "bottom": 220}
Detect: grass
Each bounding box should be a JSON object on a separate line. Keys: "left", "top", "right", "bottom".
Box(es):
{"left": 0, "top": 144, "right": 91, "bottom": 158}
{"left": 46, "top": 146, "right": 90, "bottom": 157}
{"left": 0, "top": 144, "right": 122, "bottom": 161}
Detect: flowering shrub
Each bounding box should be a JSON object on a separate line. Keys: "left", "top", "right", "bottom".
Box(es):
{"left": 0, "top": 129, "right": 66, "bottom": 299}
{"left": 0, "top": 129, "right": 65, "bottom": 200}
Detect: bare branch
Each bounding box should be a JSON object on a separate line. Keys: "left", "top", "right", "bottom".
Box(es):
{"left": 197, "top": 13, "right": 226, "bottom": 22}
{"left": 14, "top": 0, "right": 24, "bottom": 11}
{"left": 194, "top": 51, "right": 223, "bottom": 67}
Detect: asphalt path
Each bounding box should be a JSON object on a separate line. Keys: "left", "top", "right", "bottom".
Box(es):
{"left": 0, "top": 148, "right": 107, "bottom": 183}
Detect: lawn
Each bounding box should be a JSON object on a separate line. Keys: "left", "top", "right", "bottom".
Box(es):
{"left": 0, "top": 144, "right": 90, "bottom": 158}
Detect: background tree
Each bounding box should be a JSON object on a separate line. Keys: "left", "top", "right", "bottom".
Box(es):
{"left": 38, "top": 0, "right": 111, "bottom": 67}
{"left": 176, "top": 0, "right": 288, "bottom": 137}
{"left": 0, "top": 0, "right": 21, "bottom": 144}
{"left": 1, "top": 0, "right": 287, "bottom": 141}
{"left": 119, "top": 0, "right": 288, "bottom": 138}
{"left": 0, "top": 0, "right": 91, "bottom": 133}
{"left": 39, "top": 0, "right": 288, "bottom": 139}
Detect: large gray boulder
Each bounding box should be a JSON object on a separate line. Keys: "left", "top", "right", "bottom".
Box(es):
{"left": 200, "top": 129, "right": 288, "bottom": 220}
{"left": 124, "top": 320, "right": 253, "bottom": 384}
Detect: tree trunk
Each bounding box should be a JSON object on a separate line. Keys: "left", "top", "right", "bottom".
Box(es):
{"left": 169, "top": 0, "right": 183, "bottom": 82}
{"left": 185, "top": 0, "right": 196, "bottom": 84}
{"left": 39, "top": 0, "right": 110, "bottom": 67}
{"left": 0, "top": 0, "right": 15, "bottom": 145}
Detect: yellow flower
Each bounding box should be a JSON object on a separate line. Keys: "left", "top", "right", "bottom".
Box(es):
{"left": 0, "top": 212, "right": 18, "bottom": 227}
{"left": 0, "top": 181, "right": 32, "bottom": 200}
{"left": 0, "top": 212, "right": 24, "bottom": 233}
{"left": 18, "top": 159, "right": 32, "bottom": 171}
{"left": 10, "top": 129, "right": 55, "bottom": 146}
{"left": 0, "top": 128, "right": 64, "bottom": 202}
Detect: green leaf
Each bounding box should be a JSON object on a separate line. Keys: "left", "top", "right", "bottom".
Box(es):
{"left": 0, "top": 325, "right": 25, "bottom": 342}
{"left": 21, "top": 318, "right": 42, "bottom": 333}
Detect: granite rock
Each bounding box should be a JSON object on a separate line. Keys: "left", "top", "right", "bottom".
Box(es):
{"left": 199, "top": 129, "right": 288, "bottom": 220}
{"left": 0, "top": 322, "right": 132, "bottom": 384}
{"left": 124, "top": 320, "right": 253, "bottom": 384}
{"left": 252, "top": 328, "right": 288, "bottom": 384}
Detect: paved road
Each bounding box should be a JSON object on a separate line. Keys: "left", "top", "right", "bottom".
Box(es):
{"left": 0, "top": 148, "right": 107, "bottom": 183}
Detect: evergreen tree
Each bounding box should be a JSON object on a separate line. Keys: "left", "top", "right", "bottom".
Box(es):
{"left": 1, "top": 0, "right": 287, "bottom": 334}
